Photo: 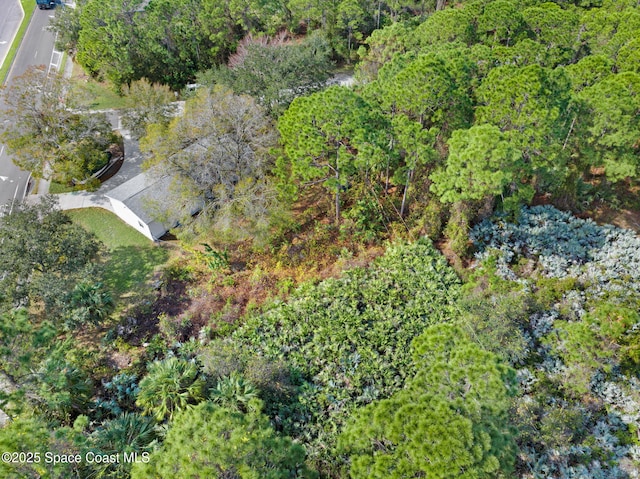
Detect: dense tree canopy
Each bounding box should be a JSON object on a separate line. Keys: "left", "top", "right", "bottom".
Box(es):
{"left": 75, "top": 0, "right": 231, "bottom": 89}
{"left": 0, "top": 197, "right": 101, "bottom": 309}
{"left": 578, "top": 72, "right": 640, "bottom": 181}
{"left": 131, "top": 401, "right": 316, "bottom": 479}
{"left": 340, "top": 324, "right": 517, "bottom": 479}
{"left": 11, "top": 1, "right": 640, "bottom": 479}
{"left": 475, "top": 64, "right": 572, "bottom": 187}
{"left": 141, "top": 86, "right": 279, "bottom": 239}
{"left": 0, "top": 415, "right": 81, "bottom": 478}
{"left": 278, "top": 86, "right": 389, "bottom": 222}
{"left": 121, "top": 78, "right": 178, "bottom": 140}
{"left": 203, "top": 33, "right": 333, "bottom": 116}
{"left": 0, "top": 67, "right": 117, "bottom": 183}
{"left": 75, "top": 0, "right": 141, "bottom": 88}
{"left": 430, "top": 124, "right": 530, "bottom": 205}
{"left": 61, "top": 0, "right": 437, "bottom": 91}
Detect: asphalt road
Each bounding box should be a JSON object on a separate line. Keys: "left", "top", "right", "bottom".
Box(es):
{"left": 0, "top": 0, "right": 23, "bottom": 69}
{"left": 0, "top": 4, "right": 58, "bottom": 209}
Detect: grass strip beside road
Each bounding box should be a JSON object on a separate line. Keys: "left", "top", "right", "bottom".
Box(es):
{"left": 71, "top": 62, "right": 133, "bottom": 110}
{"left": 49, "top": 181, "right": 86, "bottom": 193}
{"left": 59, "top": 49, "right": 67, "bottom": 74}
{"left": 0, "top": 0, "right": 36, "bottom": 84}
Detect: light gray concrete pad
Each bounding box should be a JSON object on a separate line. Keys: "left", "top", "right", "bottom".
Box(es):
{"left": 27, "top": 190, "right": 115, "bottom": 211}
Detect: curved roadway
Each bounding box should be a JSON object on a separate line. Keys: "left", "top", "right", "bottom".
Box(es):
{"left": 0, "top": 0, "right": 23, "bottom": 69}
{"left": 0, "top": 2, "right": 58, "bottom": 209}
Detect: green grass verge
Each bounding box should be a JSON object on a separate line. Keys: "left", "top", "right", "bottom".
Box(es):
{"left": 67, "top": 207, "right": 169, "bottom": 295}
{"left": 0, "top": 0, "right": 36, "bottom": 83}
{"left": 71, "top": 62, "right": 133, "bottom": 110}
{"left": 49, "top": 181, "right": 83, "bottom": 194}
{"left": 59, "top": 50, "right": 67, "bottom": 74}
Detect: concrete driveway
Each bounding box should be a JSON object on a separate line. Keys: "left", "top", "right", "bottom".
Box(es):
{"left": 96, "top": 115, "right": 146, "bottom": 193}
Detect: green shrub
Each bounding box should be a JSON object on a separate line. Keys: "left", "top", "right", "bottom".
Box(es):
{"left": 227, "top": 239, "right": 461, "bottom": 465}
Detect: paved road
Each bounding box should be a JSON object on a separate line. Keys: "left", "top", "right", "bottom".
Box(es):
{"left": 0, "top": 0, "right": 23, "bottom": 70}
{"left": 0, "top": 6, "right": 58, "bottom": 209}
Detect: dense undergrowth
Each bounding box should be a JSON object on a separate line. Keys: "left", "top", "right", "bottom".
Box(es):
{"left": 1, "top": 0, "right": 640, "bottom": 477}
{"left": 469, "top": 206, "right": 640, "bottom": 478}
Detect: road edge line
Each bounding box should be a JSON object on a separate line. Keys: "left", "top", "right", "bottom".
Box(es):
{"left": 0, "top": 0, "right": 36, "bottom": 84}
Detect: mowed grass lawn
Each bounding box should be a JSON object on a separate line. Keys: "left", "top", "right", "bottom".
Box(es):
{"left": 70, "top": 62, "right": 133, "bottom": 110}
{"left": 67, "top": 208, "right": 169, "bottom": 295}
